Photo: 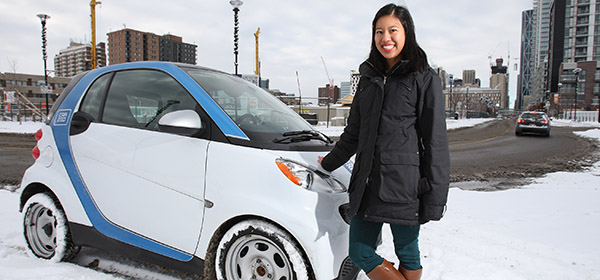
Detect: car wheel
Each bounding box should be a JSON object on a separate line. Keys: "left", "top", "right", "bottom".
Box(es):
{"left": 23, "top": 192, "right": 80, "bottom": 262}
{"left": 515, "top": 130, "right": 522, "bottom": 136}
{"left": 204, "top": 219, "right": 313, "bottom": 280}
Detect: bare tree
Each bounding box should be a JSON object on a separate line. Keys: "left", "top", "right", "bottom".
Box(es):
{"left": 7, "top": 58, "right": 18, "bottom": 74}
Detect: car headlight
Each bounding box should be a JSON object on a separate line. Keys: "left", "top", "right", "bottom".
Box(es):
{"left": 275, "top": 158, "right": 348, "bottom": 193}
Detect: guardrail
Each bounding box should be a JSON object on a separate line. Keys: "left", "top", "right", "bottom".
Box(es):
{"left": 561, "top": 111, "right": 599, "bottom": 122}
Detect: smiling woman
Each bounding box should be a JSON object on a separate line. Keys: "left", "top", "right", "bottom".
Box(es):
{"left": 319, "top": 3, "right": 449, "bottom": 279}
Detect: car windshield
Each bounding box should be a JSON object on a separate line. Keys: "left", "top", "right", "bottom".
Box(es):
{"left": 184, "top": 69, "right": 315, "bottom": 141}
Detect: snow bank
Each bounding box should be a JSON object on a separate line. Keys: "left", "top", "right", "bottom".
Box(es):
{"left": 0, "top": 121, "right": 43, "bottom": 134}
{"left": 316, "top": 118, "right": 496, "bottom": 138}
{"left": 551, "top": 119, "right": 600, "bottom": 128}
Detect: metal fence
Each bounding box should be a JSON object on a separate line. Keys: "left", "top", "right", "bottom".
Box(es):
{"left": 1, "top": 103, "right": 45, "bottom": 122}
{"left": 561, "top": 111, "right": 600, "bottom": 122}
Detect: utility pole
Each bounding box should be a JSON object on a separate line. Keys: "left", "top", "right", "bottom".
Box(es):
{"left": 296, "top": 71, "right": 302, "bottom": 113}
{"left": 90, "top": 0, "right": 101, "bottom": 69}
{"left": 573, "top": 68, "right": 582, "bottom": 121}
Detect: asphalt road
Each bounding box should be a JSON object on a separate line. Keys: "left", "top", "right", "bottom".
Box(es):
{"left": 448, "top": 119, "right": 599, "bottom": 188}
{"left": 0, "top": 133, "right": 35, "bottom": 186}
{"left": 0, "top": 119, "right": 598, "bottom": 188}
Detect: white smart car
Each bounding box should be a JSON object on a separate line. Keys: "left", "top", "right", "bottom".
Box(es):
{"left": 19, "top": 62, "right": 357, "bottom": 279}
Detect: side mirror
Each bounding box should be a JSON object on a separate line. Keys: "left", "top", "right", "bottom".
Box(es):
{"left": 158, "top": 110, "right": 204, "bottom": 136}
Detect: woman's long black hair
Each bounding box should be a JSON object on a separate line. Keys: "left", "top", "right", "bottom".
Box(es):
{"left": 367, "top": 3, "right": 429, "bottom": 74}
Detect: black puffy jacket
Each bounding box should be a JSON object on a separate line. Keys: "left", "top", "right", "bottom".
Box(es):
{"left": 321, "top": 60, "right": 450, "bottom": 225}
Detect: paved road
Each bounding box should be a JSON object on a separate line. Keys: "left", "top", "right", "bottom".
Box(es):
{"left": 1, "top": 120, "right": 598, "bottom": 187}
{"left": 0, "top": 133, "right": 35, "bottom": 186}
{"left": 448, "top": 119, "right": 599, "bottom": 186}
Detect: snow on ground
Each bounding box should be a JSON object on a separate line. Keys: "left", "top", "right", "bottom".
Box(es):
{"left": 0, "top": 121, "right": 43, "bottom": 134}
{"left": 551, "top": 118, "right": 600, "bottom": 128}
{"left": 316, "top": 118, "right": 495, "bottom": 138}
{"left": 1, "top": 119, "right": 600, "bottom": 279}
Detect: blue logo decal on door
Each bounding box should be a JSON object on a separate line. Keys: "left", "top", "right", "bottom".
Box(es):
{"left": 52, "top": 109, "right": 72, "bottom": 126}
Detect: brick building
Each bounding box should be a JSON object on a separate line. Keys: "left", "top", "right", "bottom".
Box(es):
{"left": 107, "top": 28, "right": 196, "bottom": 65}
{"left": 54, "top": 42, "right": 106, "bottom": 77}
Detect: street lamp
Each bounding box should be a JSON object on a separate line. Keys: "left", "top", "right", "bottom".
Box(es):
{"left": 449, "top": 74, "right": 454, "bottom": 113}
{"left": 557, "top": 82, "right": 563, "bottom": 118}
{"left": 229, "top": 0, "right": 243, "bottom": 75}
{"left": 37, "top": 13, "right": 50, "bottom": 116}
{"left": 572, "top": 67, "right": 582, "bottom": 121}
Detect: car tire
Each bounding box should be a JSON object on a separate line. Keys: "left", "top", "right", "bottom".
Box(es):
{"left": 22, "top": 192, "right": 80, "bottom": 262}
{"left": 515, "top": 130, "right": 522, "bottom": 136}
{"left": 204, "top": 219, "right": 313, "bottom": 280}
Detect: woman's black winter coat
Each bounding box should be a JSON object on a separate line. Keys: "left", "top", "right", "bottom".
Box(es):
{"left": 321, "top": 60, "right": 450, "bottom": 225}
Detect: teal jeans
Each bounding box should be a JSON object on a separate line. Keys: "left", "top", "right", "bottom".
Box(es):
{"left": 348, "top": 215, "right": 421, "bottom": 273}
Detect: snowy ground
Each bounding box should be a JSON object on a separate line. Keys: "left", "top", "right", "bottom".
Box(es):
{"left": 1, "top": 119, "right": 600, "bottom": 279}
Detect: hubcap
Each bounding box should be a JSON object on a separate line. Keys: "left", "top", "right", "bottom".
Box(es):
{"left": 24, "top": 203, "right": 57, "bottom": 258}
{"left": 225, "top": 234, "right": 292, "bottom": 280}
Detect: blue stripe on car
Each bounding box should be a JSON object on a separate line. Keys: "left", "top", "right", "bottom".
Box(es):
{"left": 51, "top": 62, "right": 247, "bottom": 261}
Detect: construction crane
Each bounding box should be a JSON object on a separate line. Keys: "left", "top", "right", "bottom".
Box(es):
{"left": 320, "top": 56, "right": 334, "bottom": 91}
{"left": 254, "top": 28, "right": 260, "bottom": 77}
{"left": 321, "top": 56, "right": 334, "bottom": 127}
{"left": 90, "top": 0, "right": 101, "bottom": 69}
{"left": 488, "top": 41, "right": 502, "bottom": 67}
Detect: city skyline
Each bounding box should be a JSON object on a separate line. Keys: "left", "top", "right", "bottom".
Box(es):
{"left": 0, "top": 0, "right": 532, "bottom": 103}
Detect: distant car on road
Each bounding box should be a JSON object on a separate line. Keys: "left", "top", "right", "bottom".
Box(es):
{"left": 515, "top": 111, "right": 551, "bottom": 137}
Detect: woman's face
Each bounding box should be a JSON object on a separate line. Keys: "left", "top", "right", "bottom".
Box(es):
{"left": 374, "top": 14, "right": 406, "bottom": 69}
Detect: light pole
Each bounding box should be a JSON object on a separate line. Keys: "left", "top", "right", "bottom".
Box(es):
{"left": 37, "top": 14, "right": 51, "bottom": 115}
{"left": 229, "top": 0, "right": 243, "bottom": 75}
{"left": 449, "top": 74, "right": 454, "bottom": 113}
{"left": 557, "top": 82, "right": 563, "bottom": 118}
{"left": 572, "top": 67, "right": 582, "bottom": 121}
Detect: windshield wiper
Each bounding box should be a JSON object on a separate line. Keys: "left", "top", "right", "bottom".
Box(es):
{"left": 274, "top": 130, "right": 333, "bottom": 144}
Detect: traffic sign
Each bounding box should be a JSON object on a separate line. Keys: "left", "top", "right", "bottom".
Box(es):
{"left": 41, "top": 85, "right": 52, "bottom": 94}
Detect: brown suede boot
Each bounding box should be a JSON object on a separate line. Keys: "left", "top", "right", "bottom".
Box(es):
{"left": 398, "top": 266, "right": 423, "bottom": 280}
{"left": 366, "top": 259, "right": 407, "bottom": 280}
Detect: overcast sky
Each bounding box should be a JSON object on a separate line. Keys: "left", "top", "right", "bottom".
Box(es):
{"left": 0, "top": 0, "right": 532, "bottom": 104}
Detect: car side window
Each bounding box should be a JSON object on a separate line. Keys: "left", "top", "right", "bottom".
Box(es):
{"left": 79, "top": 73, "right": 112, "bottom": 121}
{"left": 102, "top": 69, "right": 199, "bottom": 131}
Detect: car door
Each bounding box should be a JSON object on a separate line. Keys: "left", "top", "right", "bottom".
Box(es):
{"left": 69, "top": 69, "right": 208, "bottom": 254}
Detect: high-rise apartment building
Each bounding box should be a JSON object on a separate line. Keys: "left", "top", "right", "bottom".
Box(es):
{"left": 107, "top": 28, "right": 197, "bottom": 65}
{"left": 518, "top": 9, "right": 535, "bottom": 109}
{"left": 54, "top": 42, "right": 106, "bottom": 77}
{"left": 462, "top": 70, "right": 477, "bottom": 86}
{"left": 491, "top": 58, "right": 510, "bottom": 109}
{"left": 534, "top": 0, "right": 553, "bottom": 68}
{"left": 529, "top": 0, "right": 553, "bottom": 105}
{"left": 318, "top": 84, "right": 340, "bottom": 105}
{"left": 159, "top": 34, "right": 197, "bottom": 64}
{"left": 547, "top": 0, "right": 600, "bottom": 114}
{"left": 562, "top": 0, "right": 600, "bottom": 62}
{"left": 340, "top": 81, "right": 351, "bottom": 99}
